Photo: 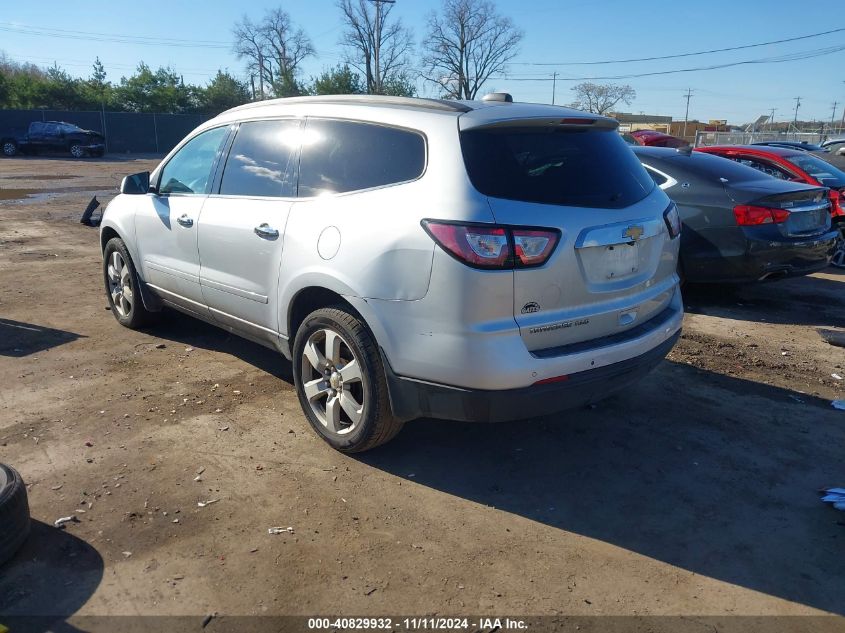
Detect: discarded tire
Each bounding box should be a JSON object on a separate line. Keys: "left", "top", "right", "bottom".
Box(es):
{"left": 0, "top": 463, "right": 31, "bottom": 566}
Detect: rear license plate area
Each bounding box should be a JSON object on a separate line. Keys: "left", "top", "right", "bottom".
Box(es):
{"left": 603, "top": 243, "right": 639, "bottom": 279}
{"left": 788, "top": 209, "right": 825, "bottom": 234}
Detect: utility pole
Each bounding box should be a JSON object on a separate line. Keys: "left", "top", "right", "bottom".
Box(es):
{"left": 368, "top": 0, "right": 395, "bottom": 94}
{"left": 682, "top": 88, "right": 693, "bottom": 138}
{"left": 551, "top": 72, "right": 557, "bottom": 105}
{"left": 769, "top": 108, "right": 777, "bottom": 130}
{"left": 841, "top": 81, "right": 845, "bottom": 134}
{"left": 793, "top": 96, "right": 801, "bottom": 129}
{"left": 257, "top": 51, "right": 265, "bottom": 100}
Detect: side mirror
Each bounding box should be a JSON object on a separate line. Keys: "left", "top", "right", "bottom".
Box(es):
{"left": 120, "top": 171, "right": 151, "bottom": 195}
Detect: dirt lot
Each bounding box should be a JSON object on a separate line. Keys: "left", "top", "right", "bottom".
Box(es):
{"left": 1, "top": 156, "right": 844, "bottom": 628}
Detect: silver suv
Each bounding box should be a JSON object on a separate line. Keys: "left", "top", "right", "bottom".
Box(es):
{"left": 101, "top": 94, "right": 683, "bottom": 452}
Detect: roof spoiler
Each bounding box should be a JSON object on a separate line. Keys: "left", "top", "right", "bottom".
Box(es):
{"left": 461, "top": 115, "right": 618, "bottom": 131}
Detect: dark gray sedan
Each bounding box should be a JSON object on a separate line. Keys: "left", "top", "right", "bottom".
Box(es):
{"left": 633, "top": 146, "right": 838, "bottom": 283}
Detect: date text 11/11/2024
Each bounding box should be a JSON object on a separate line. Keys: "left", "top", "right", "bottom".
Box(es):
{"left": 307, "top": 617, "right": 528, "bottom": 630}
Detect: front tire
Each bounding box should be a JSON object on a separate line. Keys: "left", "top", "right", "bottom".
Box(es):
{"left": 69, "top": 143, "right": 86, "bottom": 158}
{"left": 292, "top": 307, "right": 402, "bottom": 453}
{"left": 103, "top": 237, "right": 155, "bottom": 329}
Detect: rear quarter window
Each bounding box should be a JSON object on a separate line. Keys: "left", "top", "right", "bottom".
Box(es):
{"left": 298, "top": 119, "right": 426, "bottom": 197}
{"left": 460, "top": 127, "right": 654, "bottom": 208}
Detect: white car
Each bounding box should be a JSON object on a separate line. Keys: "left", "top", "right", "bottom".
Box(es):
{"left": 100, "top": 94, "right": 683, "bottom": 452}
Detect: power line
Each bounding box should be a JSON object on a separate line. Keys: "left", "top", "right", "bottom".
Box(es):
{"left": 0, "top": 23, "right": 230, "bottom": 49}
{"left": 492, "top": 44, "right": 845, "bottom": 82}
{"left": 508, "top": 26, "right": 845, "bottom": 66}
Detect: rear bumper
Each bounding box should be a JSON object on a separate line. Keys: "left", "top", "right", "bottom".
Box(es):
{"left": 383, "top": 331, "right": 680, "bottom": 423}
{"left": 683, "top": 228, "right": 837, "bottom": 283}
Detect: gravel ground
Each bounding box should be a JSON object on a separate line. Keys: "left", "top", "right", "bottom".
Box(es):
{"left": 1, "top": 156, "right": 844, "bottom": 628}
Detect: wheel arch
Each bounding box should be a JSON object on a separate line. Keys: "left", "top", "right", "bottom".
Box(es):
{"left": 100, "top": 222, "right": 162, "bottom": 312}
{"left": 288, "top": 287, "right": 360, "bottom": 348}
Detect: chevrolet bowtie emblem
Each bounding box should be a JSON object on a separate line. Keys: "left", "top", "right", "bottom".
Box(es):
{"left": 623, "top": 225, "right": 644, "bottom": 241}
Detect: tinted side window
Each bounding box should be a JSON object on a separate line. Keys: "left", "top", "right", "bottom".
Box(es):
{"left": 219, "top": 119, "right": 300, "bottom": 197}
{"left": 461, "top": 128, "right": 654, "bottom": 209}
{"left": 299, "top": 119, "right": 425, "bottom": 196}
{"left": 159, "top": 126, "right": 228, "bottom": 195}
{"left": 728, "top": 157, "right": 789, "bottom": 180}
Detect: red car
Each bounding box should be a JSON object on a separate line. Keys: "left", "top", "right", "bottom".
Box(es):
{"left": 696, "top": 145, "right": 845, "bottom": 267}
{"left": 630, "top": 130, "right": 689, "bottom": 148}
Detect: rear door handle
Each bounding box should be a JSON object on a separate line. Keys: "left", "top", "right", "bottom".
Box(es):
{"left": 254, "top": 223, "right": 279, "bottom": 239}
{"left": 176, "top": 214, "right": 193, "bottom": 228}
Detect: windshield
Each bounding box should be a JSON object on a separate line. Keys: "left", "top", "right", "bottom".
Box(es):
{"left": 786, "top": 154, "right": 845, "bottom": 187}
{"left": 460, "top": 127, "right": 654, "bottom": 208}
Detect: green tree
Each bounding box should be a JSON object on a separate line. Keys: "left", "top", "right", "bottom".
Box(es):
{"left": 82, "top": 57, "right": 111, "bottom": 109}
{"left": 381, "top": 71, "right": 416, "bottom": 97}
{"left": 203, "top": 70, "right": 251, "bottom": 112}
{"left": 310, "top": 64, "right": 364, "bottom": 95}
{"left": 113, "top": 63, "right": 199, "bottom": 113}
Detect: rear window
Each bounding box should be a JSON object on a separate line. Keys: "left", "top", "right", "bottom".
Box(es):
{"left": 667, "top": 152, "right": 779, "bottom": 184}
{"left": 786, "top": 154, "right": 845, "bottom": 188}
{"left": 299, "top": 119, "right": 426, "bottom": 197}
{"left": 460, "top": 127, "right": 654, "bottom": 208}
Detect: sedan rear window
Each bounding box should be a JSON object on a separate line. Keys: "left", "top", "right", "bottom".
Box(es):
{"left": 786, "top": 154, "right": 845, "bottom": 188}
{"left": 460, "top": 127, "right": 654, "bottom": 208}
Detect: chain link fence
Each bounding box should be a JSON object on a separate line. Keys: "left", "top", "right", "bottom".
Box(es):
{"left": 0, "top": 108, "right": 212, "bottom": 155}
{"left": 693, "top": 130, "right": 829, "bottom": 147}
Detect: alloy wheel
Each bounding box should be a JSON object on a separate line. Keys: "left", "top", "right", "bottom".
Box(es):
{"left": 70, "top": 145, "right": 84, "bottom": 158}
{"left": 106, "top": 250, "right": 133, "bottom": 317}
{"left": 300, "top": 328, "right": 365, "bottom": 435}
{"left": 2, "top": 142, "right": 15, "bottom": 156}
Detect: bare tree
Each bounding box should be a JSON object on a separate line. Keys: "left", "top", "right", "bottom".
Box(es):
{"left": 422, "top": 0, "right": 522, "bottom": 100}
{"left": 337, "top": 0, "right": 414, "bottom": 95}
{"left": 232, "top": 8, "right": 314, "bottom": 98}
{"left": 569, "top": 82, "right": 636, "bottom": 115}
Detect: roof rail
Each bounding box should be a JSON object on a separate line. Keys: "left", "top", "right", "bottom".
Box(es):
{"left": 226, "top": 94, "right": 473, "bottom": 114}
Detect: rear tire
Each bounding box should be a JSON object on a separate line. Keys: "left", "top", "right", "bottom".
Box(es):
{"left": 103, "top": 237, "right": 155, "bottom": 329}
{"left": 2, "top": 141, "right": 16, "bottom": 157}
{"left": 831, "top": 224, "right": 845, "bottom": 269}
{"left": 0, "top": 463, "right": 31, "bottom": 567}
{"left": 292, "top": 307, "right": 403, "bottom": 453}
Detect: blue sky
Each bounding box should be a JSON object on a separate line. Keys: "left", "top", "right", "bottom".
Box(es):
{"left": 1, "top": 0, "right": 844, "bottom": 125}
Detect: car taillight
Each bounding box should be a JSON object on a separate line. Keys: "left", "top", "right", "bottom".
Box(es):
{"left": 512, "top": 229, "right": 559, "bottom": 266}
{"left": 663, "top": 202, "right": 681, "bottom": 239}
{"left": 830, "top": 189, "right": 844, "bottom": 216}
{"left": 421, "top": 220, "right": 560, "bottom": 269}
{"left": 733, "top": 205, "right": 790, "bottom": 226}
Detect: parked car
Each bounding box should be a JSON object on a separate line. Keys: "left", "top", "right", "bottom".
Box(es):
{"left": 821, "top": 138, "right": 845, "bottom": 156}
{"left": 630, "top": 130, "right": 689, "bottom": 148}
{"left": 634, "top": 146, "right": 837, "bottom": 283}
{"left": 1, "top": 121, "right": 105, "bottom": 158}
{"left": 696, "top": 144, "right": 845, "bottom": 267}
{"left": 100, "top": 94, "right": 683, "bottom": 452}
{"left": 751, "top": 140, "right": 829, "bottom": 154}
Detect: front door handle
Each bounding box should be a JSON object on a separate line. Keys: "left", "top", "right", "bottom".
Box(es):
{"left": 254, "top": 223, "right": 279, "bottom": 239}
{"left": 176, "top": 214, "right": 193, "bottom": 228}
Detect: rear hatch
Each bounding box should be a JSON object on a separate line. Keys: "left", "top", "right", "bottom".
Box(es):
{"left": 723, "top": 180, "right": 831, "bottom": 237}
{"left": 459, "top": 113, "right": 679, "bottom": 352}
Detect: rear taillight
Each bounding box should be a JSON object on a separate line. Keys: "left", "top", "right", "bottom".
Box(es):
{"left": 830, "top": 190, "right": 844, "bottom": 216}
{"left": 422, "top": 220, "right": 560, "bottom": 269}
{"left": 663, "top": 203, "right": 682, "bottom": 239}
{"left": 733, "top": 205, "right": 790, "bottom": 226}
{"left": 512, "top": 229, "right": 558, "bottom": 266}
